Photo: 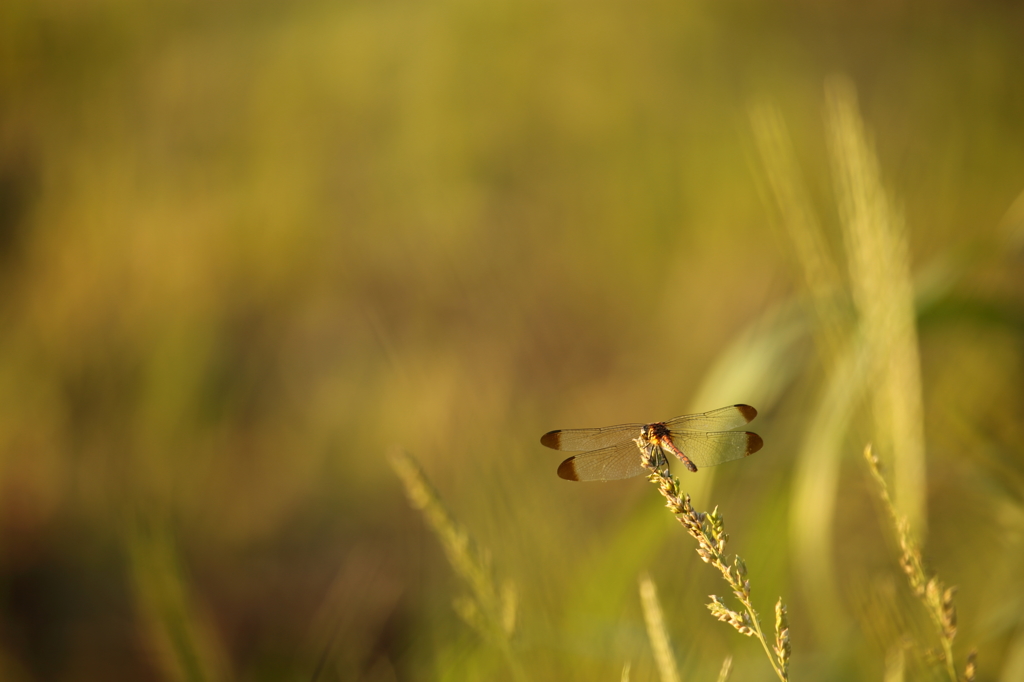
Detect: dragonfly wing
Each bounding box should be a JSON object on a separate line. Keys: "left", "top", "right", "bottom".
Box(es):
{"left": 663, "top": 404, "right": 757, "bottom": 432}
{"left": 557, "top": 440, "right": 649, "bottom": 481}
{"left": 669, "top": 431, "right": 763, "bottom": 468}
{"left": 541, "top": 422, "right": 644, "bottom": 451}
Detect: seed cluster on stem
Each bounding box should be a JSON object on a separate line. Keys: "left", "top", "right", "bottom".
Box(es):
{"left": 637, "top": 440, "right": 790, "bottom": 681}
{"left": 863, "top": 445, "right": 974, "bottom": 682}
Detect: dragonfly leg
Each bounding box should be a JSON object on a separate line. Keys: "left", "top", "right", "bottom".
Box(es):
{"left": 634, "top": 438, "right": 668, "bottom": 473}
{"left": 655, "top": 446, "right": 670, "bottom": 470}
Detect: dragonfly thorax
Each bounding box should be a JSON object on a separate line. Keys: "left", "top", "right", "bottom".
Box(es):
{"left": 641, "top": 422, "right": 671, "bottom": 442}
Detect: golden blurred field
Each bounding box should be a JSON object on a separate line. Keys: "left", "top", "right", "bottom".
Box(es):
{"left": 1, "top": 0, "right": 1023, "bottom": 680}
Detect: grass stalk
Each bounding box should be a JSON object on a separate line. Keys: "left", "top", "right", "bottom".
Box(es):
{"left": 863, "top": 445, "right": 966, "bottom": 682}
{"left": 638, "top": 443, "right": 790, "bottom": 681}
{"left": 388, "top": 448, "right": 524, "bottom": 681}
{"left": 127, "top": 517, "right": 229, "bottom": 682}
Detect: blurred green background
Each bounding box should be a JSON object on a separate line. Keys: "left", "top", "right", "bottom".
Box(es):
{"left": 1, "top": 0, "right": 1023, "bottom": 680}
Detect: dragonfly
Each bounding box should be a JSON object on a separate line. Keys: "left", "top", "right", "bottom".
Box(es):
{"left": 541, "top": 404, "right": 763, "bottom": 481}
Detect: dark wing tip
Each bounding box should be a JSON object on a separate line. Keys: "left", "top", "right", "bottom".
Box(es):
{"left": 557, "top": 456, "right": 580, "bottom": 481}
{"left": 735, "top": 404, "right": 758, "bottom": 422}
{"left": 540, "top": 430, "right": 562, "bottom": 449}
{"left": 745, "top": 432, "right": 764, "bottom": 456}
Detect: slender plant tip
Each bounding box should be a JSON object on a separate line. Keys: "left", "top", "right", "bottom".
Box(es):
{"left": 863, "top": 443, "right": 881, "bottom": 470}
{"left": 716, "top": 655, "right": 734, "bottom": 682}
{"left": 639, "top": 575, "right": 682, "bottom": 682}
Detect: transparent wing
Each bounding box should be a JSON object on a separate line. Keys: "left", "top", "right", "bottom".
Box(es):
{"left": 664, "top": 404, "right": 757, "bottom": 432}
{"left": 669, "top": 431, "right": 763, "bottom": 468}
{"left": 540, "top": 422, "right": 644, "bottom": 452}
{"left": 556, "top": 440, "right": 649, "bottom": 481}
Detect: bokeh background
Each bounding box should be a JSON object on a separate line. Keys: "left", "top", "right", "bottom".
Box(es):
{"left": 2, "top": 0, "right": 1024, "bottom": 680}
